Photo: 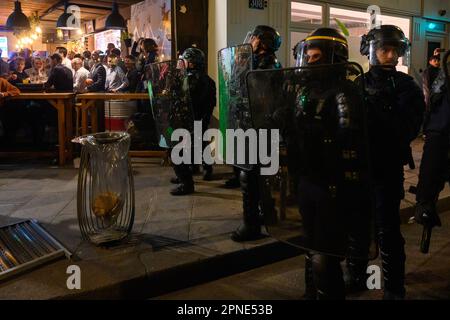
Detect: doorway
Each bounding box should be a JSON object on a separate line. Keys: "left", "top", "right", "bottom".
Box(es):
{"left": 173, "top": 0, "right": 209, "bottom": 67}
{"left": 426, "top": 35, "right": 448, "bottom": 64}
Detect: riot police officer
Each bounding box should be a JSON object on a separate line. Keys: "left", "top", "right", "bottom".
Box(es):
{"left": 346, "top": 25, "right": 425, "bottom": 299}
{"left": 291, "top": 28, "right": 371, "bottom": 300}
{"left": 415, "top": 51, "right": 450, "bottom": 240}
{"left": 170, "top": 48, "right": 217, "bottom": 196}
{"left": 231, "top": 25, "right": 282, "bottom": 242}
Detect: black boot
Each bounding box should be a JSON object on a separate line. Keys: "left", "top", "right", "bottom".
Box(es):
{"left": 170, "top": 183, "right": 195, "bottom": 196}
{"left": 170, "top": 177, "right": 180, "bottom": 184}
{"left": 345, "top": 261, "right": 369, "bottom": 295}
{"left": 224, "top": 167, "right": 241, "bottom": 189}
{"left": 172, "top": 163, "right": 194, "bottom": 196}
{"left": 345, "top": 242, "right": 370, "bottom": 294}
{"left": 379, "top": 229, "right": 406, "bottom": 300}
{"left": 304, "top": 254, "right": 317, "bottom": 300}
{"left": 191, "top": 165, "right": 201, "bottom": 175}
{"left": 231, "top": 224, "right": 263, "bottom": 242}
{"left": 203, "top": 165, "right": 213, "bottom": 181}
{"left": 231, "top": 169, "right": 262, "bottom": 242}
{"left": 383, "top": 290, "right": 405, "bottom": 300}
{"left": 345, "top": 218, "right": 372, "bottom": 294}
{"left": 224, "top": 177, "right": 240, "bottom": 188}
{"left": 312, "top": 254, "right": 345, "bottom": 300}
{"left": 259, "top": 177, "right": 278, "bottom": 226}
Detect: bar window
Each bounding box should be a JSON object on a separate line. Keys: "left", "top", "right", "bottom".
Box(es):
{"left": 291, "top": 2, "right": 323, "bottom": 25}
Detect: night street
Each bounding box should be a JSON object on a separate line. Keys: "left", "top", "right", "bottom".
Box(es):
{"left": 1, "top": 0, "right": 450, "bottom": 304}
{"left": 157, "top": 211, "right": 450, "bottom": 300}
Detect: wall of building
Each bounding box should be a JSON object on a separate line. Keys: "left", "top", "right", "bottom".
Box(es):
{"left": 208, "top": 0, "right": 227, "bottom": 120}
{"left": 423, "top": 0, "right": 450, "bottom": 22}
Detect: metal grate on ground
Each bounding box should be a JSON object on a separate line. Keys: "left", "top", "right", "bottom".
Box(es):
{"left": 0, "top": 220, "right": 71, "bottom": 281}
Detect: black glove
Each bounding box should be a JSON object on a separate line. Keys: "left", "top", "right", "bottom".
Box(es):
{"left": 415, "top": 202, "right": 442, "bottom": 228}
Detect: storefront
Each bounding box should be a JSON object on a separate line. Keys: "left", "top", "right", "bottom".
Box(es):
{"left": 207, "top": 0, "right": 449, "bottom": 84}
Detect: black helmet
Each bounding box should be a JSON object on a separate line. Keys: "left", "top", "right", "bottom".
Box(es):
{"left": 360, "top": 25, "right": 409, "bottom": 57}
{"left": 295, "top": 28, "right": 348, "bottom": 66}
{"left": 250, "top": 25, "right": 282, "bottom": 53}
{"left": 181, "top": 47, "right": 206, "bottom": 71}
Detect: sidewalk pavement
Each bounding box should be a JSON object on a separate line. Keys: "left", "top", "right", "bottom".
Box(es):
{"left": 0, "top": 139, "right": 449, "bottom": 299}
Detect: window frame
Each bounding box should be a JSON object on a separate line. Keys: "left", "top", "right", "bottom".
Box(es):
{"left": 290, "top": 0, "right": 326, "bottom": 30}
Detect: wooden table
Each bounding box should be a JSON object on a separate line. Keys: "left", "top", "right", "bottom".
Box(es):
{"left": 76, "top": 93, "right": 167, "bottom": 159}
{"left": 8, "top": 93, "right": 75, "bottom": 166}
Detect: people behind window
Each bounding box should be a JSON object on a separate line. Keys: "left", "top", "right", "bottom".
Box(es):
{"left": 124, "top": 55, "right": 139, "bottom": 93}
{"left": 83, "top": 50, "right": 94, "bottom": 70}
{"left": 9, "top": 57, "right": 30, "bottom": 85}
{"left": 106, "top": 43, "right": 116, "bottom": 57}
{"left": 423, "top": 53, "right": 441, "bottom": 111}
{"left": 72, "top": 57, "right": 90, "bottom": 93}
{"left": 8, "top": 52, "right": 19, "bottom": 72}
{"left": 44, "top": 53, "right": 73, "bottom": 92}
{"left": 0, "top": 48, "right": 9, "bottom": 78}
{"left": 20, "top": 48, "right": 33, "bottom": 70}
{"left": 86, "top": 50, "right": 106, "bottom": 93}
{"left": 56, "top": 47, "right": 74, "bottom": 75}
{"left": 1, "top": 36, "right": 163, "bottom": 94}
{"left": 105, "top": 53, "right": 129, "bottom": 93}
{"left": 0, "top": 77, "right": 20, "bottom": 99}
{"left": 133, "top": 38, "right": 159, "bottom": 72}
{"left": 25, "top": 57, "right": 49, "bottom": 84}
{"left": 111, "top": 48, "right": 126, "bottom": 72}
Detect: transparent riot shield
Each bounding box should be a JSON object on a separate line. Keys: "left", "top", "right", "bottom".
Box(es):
{"left": 246, "top": 63, "right": 377, "bottom": 260}
{"left": 445, "top": 50, "right": 450, "bottom": 88}
{"left": 218, "top": 44, "right": 254, "bottom": 170}
{"left": 147, "top": 60, "right": 194, "bottom": 149}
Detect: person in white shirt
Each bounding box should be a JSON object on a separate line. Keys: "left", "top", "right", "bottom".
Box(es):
{"left": 105, "top": 54, "right": 128, "bottom": 93}
{"left": 72, "top": 58, "right": 90, "bottom": 93}
{"left": 56, "top": 47, "right": 74, "bottom": 75}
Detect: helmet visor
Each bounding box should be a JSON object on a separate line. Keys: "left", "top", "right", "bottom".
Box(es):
{"left": 243, "top": 31, "right": 253, "bottom": 44}
{"left": 295, "top": 39, "right": 346, "bottom": 67}
{"left": 444, "top": 50, "right": 450, "bottom": 82}
{"left": 369, "top": 39, "right": 411, "bottom": 67}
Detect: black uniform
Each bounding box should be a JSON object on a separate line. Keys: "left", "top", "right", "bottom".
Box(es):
{"left": 87, "top": 62, "right": 106, "bottom": 93}
{"left": 423, "top": 65, "right": 441, "bottom": 111}
{"left": 299, "top": 66, "right": 371, "bottom": 299}
{"left": 275, "top": 27, "right": 374, "bottom": 300}
{"left": 347, "top": 66, "right": 425, "bottom": 298}
{"left": 231, "top": 52, "right": 281, "bottom": 241}
{"left": 343, "top": 25, "right": 426, "bottom": 299}
{"left": 416, "top": 66, "right": 450, "bottom": 227}
{"left": 230, "top": 25, "right": 282, "bottom": 242}
{"left": 172, "top": 69, "right": 216, "bottom": 189}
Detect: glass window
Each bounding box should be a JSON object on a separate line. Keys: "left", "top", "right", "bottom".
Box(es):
{"left": 291, "top": 2, "right": 323, "bottom": 25}
{"left": 0, "top": 37, "right": 7, "bottom": 58}
{"left": 329, "top": 7, "right": 411, "bottom": 73}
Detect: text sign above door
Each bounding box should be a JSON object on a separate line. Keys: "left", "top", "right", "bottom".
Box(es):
{"left": 249, "top": 0, "right": 267, "bottom": 10}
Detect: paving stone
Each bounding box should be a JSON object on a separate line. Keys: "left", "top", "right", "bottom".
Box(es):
{"left": 9, "top": 192, "right": 74, "bottom": 223}
{"left": 189, "top": 219, "right": 241, "bottom": 241}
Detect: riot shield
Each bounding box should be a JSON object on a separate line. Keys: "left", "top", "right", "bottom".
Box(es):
{"left": 246, "top": 63, "right": 377, "bottom": 260}
{"left": 445, "top": 50, "right": 450, "bottom": 89}
{"left": 218, "top": 44, "right": 253, "bottom": 170}
{"left": 147, "top": 60, "right": 194, "bottom": 149}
